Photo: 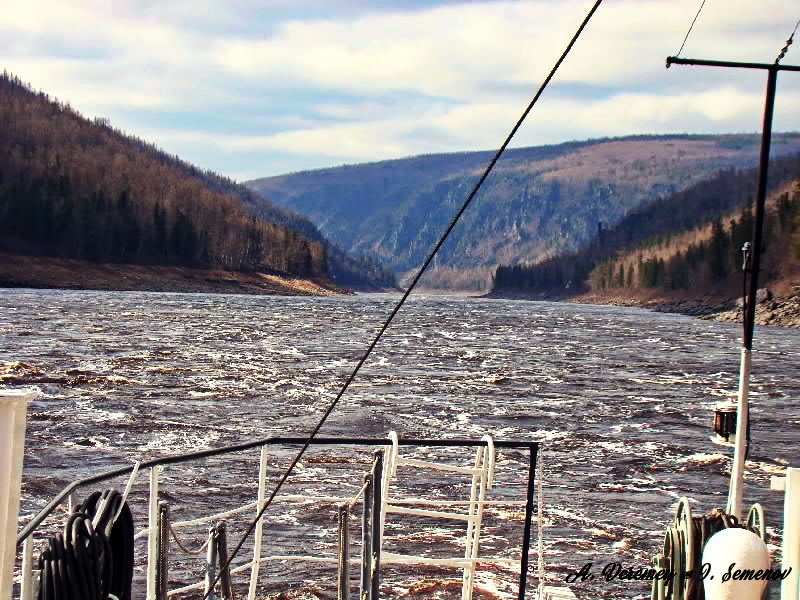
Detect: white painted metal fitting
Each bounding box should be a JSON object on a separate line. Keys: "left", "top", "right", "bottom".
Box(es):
{"left": 0, "top": 388, "right": 40, "bottom": 600}
{"left": 702, "top": 527, "right": 771, "bottom": 600}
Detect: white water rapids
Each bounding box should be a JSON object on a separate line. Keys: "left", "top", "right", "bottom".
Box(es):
{"left": 2, "top": 289, "right": 798, "bottom": 599}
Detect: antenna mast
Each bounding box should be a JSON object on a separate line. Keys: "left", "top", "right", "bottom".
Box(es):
{"left": 665, "top": 55, "right": 800, "bottom": 519}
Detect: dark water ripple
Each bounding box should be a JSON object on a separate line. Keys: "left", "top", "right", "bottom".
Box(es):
{"left": 1, "top": 289, "right": 798, "bottom": 600}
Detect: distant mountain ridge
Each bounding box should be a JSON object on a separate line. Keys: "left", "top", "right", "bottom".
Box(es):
{"left": 247, "top": 134, "right": 800, "bottom": 289}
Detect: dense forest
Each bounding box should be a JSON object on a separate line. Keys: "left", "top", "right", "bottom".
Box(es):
{"left": 585, "top": 191, "right": 800, "bottom": 293}
{"left": 0, "top": 70, "right": 352, "bottom": 280}
{"left": 493, "top": 153, "right": 800, "bottom": 295}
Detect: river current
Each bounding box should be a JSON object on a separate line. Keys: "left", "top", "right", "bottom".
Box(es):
{"left": 2, "top": 289, "right": 798, "bottom": 600}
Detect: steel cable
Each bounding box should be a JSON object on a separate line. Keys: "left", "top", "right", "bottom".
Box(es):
{"left": 776, "top": 18, "right": 800, "bottom": 64}
{"left": 205, "top": 1, "right": 604, "bottom": 596}
{"left": 674, "top": 0, "right": 707, "bottom": 58}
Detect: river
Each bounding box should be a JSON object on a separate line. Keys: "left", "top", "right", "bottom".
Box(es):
{"left": 2, "top": 289, "right": 798, "bottom": 600}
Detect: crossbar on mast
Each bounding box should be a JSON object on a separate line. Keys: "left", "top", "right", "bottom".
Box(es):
{"left": 665, "top": 54, "right": 797, "bottom": 520}
{"left": 667, "top": 56, "right": 800, "bottom": 71}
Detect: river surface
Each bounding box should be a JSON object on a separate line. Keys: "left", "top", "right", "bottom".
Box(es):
{"left": 2, "top": 289, "right": 799, "bottom": 600}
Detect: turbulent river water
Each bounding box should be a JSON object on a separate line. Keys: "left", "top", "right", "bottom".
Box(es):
{"left": 2, "top": 289, "right": 799, "bottom": 600}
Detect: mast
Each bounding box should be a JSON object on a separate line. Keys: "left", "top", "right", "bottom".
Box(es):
{"left": 665, "top": 56, "right": 800, "bottom": 519}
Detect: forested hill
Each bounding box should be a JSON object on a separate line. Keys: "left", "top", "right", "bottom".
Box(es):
{"left": 492, "top": 152, "right": 800, "bottom": 297}
{"left": 247, "top": 134, "right": 800, "bottom": 289}
{"left": 0, "top": 71, "right": 394, "bottom": 288}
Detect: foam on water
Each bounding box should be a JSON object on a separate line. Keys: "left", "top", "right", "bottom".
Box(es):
{"left": 2, "top": 289, "right": 798, "bottom": 600}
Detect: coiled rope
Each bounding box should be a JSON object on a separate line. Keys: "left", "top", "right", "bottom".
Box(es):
{"left": 36, "top": 489, "right": 134, "bottom": 600}
{"left": 662, "top": 507, "right": 764, "bottom": 600}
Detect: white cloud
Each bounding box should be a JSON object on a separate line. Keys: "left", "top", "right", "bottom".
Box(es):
{"left": 213, "top": 0, "right": 800, "bottom": 95}
{"left": 2, "top": 0, "right": 800, "bottom": 176}
{"left": 135, "top": 86, "right": 800, "bottom": 171}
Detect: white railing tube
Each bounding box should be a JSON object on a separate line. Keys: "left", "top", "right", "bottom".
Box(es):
{"left": 462, "top": 445, "right": 488, "bottom": 600}
{"left": 537, "top": 448, "right": 545, "bottom": 598}
{"left": 772, "top": 468, "right": 800, "bottom": 600}
{"left": 0, "top": 388, "right": 38, "bottom": 600}
{"left": 205, "top": 525, "right": 219, "bottom": 600}
{"left": 727, "top": 347, "right": 751, "bottom": 519}
{"left": 248, "top": 445, "right": 268, "bottom": 600}
{"left": 146, "top": 466, "right": 161, "bottom": 600}
{"left": 20, "top": 537, "right": 34, "bottom": 600}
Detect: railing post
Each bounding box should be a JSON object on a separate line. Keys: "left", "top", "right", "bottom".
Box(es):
{"left": 146, "top": 466, "right": 161, "bottom": 600}
{"left": 0, "top": 388, "right": 37, "bottom": 600}
{"left": 359, "top": 473, "right": 373, "bottom": 600}
{"left": 518, "top": 444, "right": 538, "bottom": 600}
{"left": 156, "top": 501, "right": 170, "bottom": 600}
{"left": 463, "top": 446, "right": 484, "bottom": 599}
{"left": 536, "top": 447, "right": 545, "bottom": 600}
{"left": 248, "top": 445, "right": 268, "bottom": 600}
{"left": 370, "top": 452, "right": 383, "bottom": 600}
{"left": 20, "top": 537, "right": 34, "bottom": 600}
{"left": 216, "top": 521, "right": 234, "bottom": 600}
{"left": 205, "top": 524, "right": 219, "bottom": 600}
{"left": 337, "top": 504, "right": 351, "bottom": 600}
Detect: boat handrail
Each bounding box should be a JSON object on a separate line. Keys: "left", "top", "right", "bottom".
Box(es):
{"left": 16, "top": 435, "right": 542, "bottom": 600}
{"left": 17, "top": 436, "right": 538, "bottom": 547}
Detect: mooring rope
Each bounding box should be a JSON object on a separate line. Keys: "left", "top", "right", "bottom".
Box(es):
{"left": 37, "top": 490, "right": 134, "bottom": 600}
{"left": 348, "top": 478, "right": 371, "bottom": 507}
{"left": 204, "top": 2, "right": 604, "bottom": 595}
{"left": 168, "top": 522, "right": 211, "bottom": 555}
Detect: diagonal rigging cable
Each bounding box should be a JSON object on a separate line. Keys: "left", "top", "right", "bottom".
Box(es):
{"left": 204, "top": 0, "right": 603, "bottom": 595}
{"left": 776, "top": 17, "right": 800, "bottom": 64}
{"left": 674, "top": 0, "right": 707, "bottom": 58}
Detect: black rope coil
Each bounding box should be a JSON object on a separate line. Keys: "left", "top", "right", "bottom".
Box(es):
{"left": 37, "top": 489, "right": 134, "bottom": 600}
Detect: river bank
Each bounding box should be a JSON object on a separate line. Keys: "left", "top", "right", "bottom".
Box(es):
{"left": 0, "top": 253, "right": 349, "bottom": 296}
{"left": 488, "top": 288, "right": 800, "bottom": 328}
{"left": 572, "top": 291, "right": 800, "bottom": 328}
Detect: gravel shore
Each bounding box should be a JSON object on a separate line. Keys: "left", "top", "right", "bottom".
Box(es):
{"left": 570, "top": 291, "right": 800, "bottom": 328}
{"left": 488, "top": 288, "right": 800, "bottom": 328}
{"left": 0, "top": 253, "right": 350, "bottom": 297}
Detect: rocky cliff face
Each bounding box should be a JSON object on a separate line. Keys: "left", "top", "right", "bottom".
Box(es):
{"left": 247, "top": 134, "right": 800, "bottom": 288}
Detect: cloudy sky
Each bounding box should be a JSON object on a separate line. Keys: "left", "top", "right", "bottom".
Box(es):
{"left": 3, "top": 0, "right": 800, "bottom": 180}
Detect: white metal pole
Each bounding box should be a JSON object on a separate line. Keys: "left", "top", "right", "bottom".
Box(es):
{"left": 727, "top": 347, "right": 751, "bottom": 519}
{"left": 19, "top": 537, "right": 33, "bottom": 600}
{"left": 205, "top": 525, "right": 218, "bottom": 600}
{"left": 378, "top": 432, "right": 399, "bottom": 546}
{"left": 146, "top": 466, "right": 161, "bottom": 600}
{"left": 248, "top": 445, "right": 268, "bottom": 600}
{"left": 462, "top": 446, "right": 484, "bottom": 600}
{"left": 0, "top": 388, "right": 38, "bottom": 600}
{"left": 537, "top": 448, "right": 545, "bottom": 598}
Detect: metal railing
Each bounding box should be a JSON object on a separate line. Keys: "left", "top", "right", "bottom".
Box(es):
{"left": 15, "top": 435, "right": 541, "bottom": 600}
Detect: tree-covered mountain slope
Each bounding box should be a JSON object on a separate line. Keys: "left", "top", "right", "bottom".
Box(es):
{"left": 492, "top": 152, "right": 800, "bottom": 300}
{"left": 247, "top": 134, "right": 800, "bottom": 289}
{"left": 0, "top": 71, "right": 394, "bottom": 289}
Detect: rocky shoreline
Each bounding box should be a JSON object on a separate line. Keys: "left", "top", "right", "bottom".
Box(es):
{"left": 583, "top": 294, "right": 800, "bottom": 328}
{"left": 488, "top": 289, "right": 800, "bottom": 328}
{"left": 0, "top": 253, "right": 350, "bottom": 297}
